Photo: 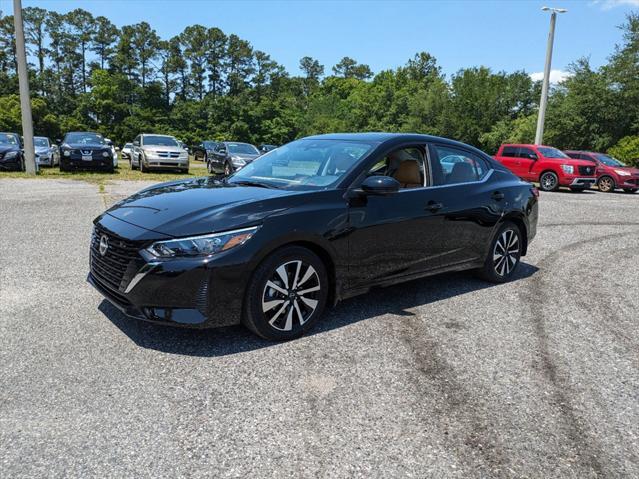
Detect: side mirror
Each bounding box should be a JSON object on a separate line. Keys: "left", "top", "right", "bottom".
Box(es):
{"left": 360, "top": 176, "right": 400, "bottom": 195}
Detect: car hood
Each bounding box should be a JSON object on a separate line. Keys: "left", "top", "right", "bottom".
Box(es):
{"left": 35, "top": 146, "right": 50, "bottom": 154}
{"left": 65, "top": 142, "right": 108, "bottom": 150}
{"left": 105, "top": 177, "right": 304, "bottom": 237}
{"left": 0, "top": 145, "right": 20, "bottom": 153}
{"left": 143, "top": 145, "right": 183, "bottom": 152}
{"left": 232, "top": 153, "right": 259, "bottom": 161}
{"left": 615, "top": 166, "right": 639, "bottom": 174}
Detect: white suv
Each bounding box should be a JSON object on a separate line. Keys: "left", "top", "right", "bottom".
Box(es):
{"left": 132, "top": 134, "right": 189, "bottom": 173}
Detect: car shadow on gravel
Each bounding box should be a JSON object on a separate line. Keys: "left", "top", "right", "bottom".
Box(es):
{"left": 99, "top": 262, "right": 539, "bottom": 357}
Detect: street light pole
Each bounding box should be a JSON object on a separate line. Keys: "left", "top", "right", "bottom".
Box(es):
{"left": 534, "top": 6, "right": 567, "bottom": 146}
{"left": 12, "top": 0, "right": 36, "bottom": 175}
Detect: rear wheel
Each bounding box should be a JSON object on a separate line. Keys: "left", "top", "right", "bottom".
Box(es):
{"left": 539, "top": 171, "right": 559, "bottom": 192}
{"left": 476, "top": 222, "right": 522, "bottom": 283}
{"left": 243, "top": 246, "right": 328, "bottom": 341}
{"left": 59, "top": 160, "right": 68, "bottom": 172}
{"left": 597, "top": 176, "right": 615, "bottom": 193}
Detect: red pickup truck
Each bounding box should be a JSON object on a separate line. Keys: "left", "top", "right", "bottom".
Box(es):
{"left": 494, "top": 144, "right": 597, "bottom": 192}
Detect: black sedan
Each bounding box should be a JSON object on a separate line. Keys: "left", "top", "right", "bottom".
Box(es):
{"left": 60, "top": 131, "right": 114, "bottom": 172}
{"left": 205, "top": 141, "right": 260, "bottom": 176}
{"left": 0, "top": 132, "right": 24, "bottom": 171}
{"left": 88, "top": 133, "right": 538, "bottom": 340}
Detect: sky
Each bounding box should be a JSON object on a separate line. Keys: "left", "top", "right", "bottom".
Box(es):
{"left": 7, "top": 0, "right": 639, "bottom": 81}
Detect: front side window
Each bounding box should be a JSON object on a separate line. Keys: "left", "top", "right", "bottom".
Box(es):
{"left": 143, "top": 135, "right": 178, "bottom": 147}
{"left": 431, "top": 145, "right": 489, "bottom": 185}
{"left": 34, "top": 137, "right": 49, "bottom": 148}
{"left": 229, "top": 139, "right": 374, "bottom": 190}
{"left": 366, "top": 147, "right": 426, "bottom": 189}
{"left": 64, "top": 132, "right": 105, "bottom": 145}
{"left": 537, "top": 147, "right": 569, "bottom": 159}
{"left": 518, "top": 147, "right": 536, "bottom": 158}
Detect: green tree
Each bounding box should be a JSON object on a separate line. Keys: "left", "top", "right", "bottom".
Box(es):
{"left": 23, "top": 7, "right": 48, "bottom": 76}
{"left": 91, "top": 16, "right": 118, "bottom": 69}
{"left": 131, "top": 22, "right": 159, "bottom": 88}
{"left": 66, "top": 8, "right": 95, "bottom": 92}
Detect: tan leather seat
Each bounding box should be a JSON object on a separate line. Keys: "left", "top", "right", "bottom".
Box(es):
{"left": 393, "top": 160, "right": 422, "bottom": 188}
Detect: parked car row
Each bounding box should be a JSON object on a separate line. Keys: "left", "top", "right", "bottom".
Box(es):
{"left": 494, "top": 143, "right": 638, "bottom": 194}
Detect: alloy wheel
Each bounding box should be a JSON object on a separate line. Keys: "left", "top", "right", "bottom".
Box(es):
{"left": 540, "top": 172, "right": 557, "bottom": 191}
{"left": 261, "top": 260, "right": 320, "bottom": 332}
{"left": 493, "top": 229, "right": 520, "bottom": 277}
{"left": 598, "top": 177, "right": 614, "bottom": 192}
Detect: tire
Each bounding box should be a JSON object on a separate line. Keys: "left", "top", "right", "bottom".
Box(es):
{"left": 597, "top": 176, "right": 615, "bottom": 193}
{"left": 59, "top": 160, "right": 68, "bottom": 172}
{"left": 20, "top": 157, "right": 25, "bottom": 172}
{"left": 131, "top": 160, "right": 137, "bottom": 170}
{"left": 539, "top": 171, "right": 559, "bottom": 192}
{"left": 224, "top": 161, "right": 233, "bottom": 177}
{"left": 243, "top": 246, "right": 329, "bottom": 341}
{"left": 140, "top": 157, "right": 147, "bottom": 173}
{"left": 106, "top": 165, "right": 114, "bottom": 173}
{"left": 623, "top": 188, "right": 637, "bottom": 194}
{"left": 475, "top": 222, "right": 523, "bottom": 283}
{"left": 207, "top": 161, "right": 215, "bottom": 175}
{"left": 181, "top": 168, "right": 189, "bottom": 174}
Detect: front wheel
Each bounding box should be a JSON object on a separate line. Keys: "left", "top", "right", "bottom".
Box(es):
{"left": 597, "top": 176, "right": 615, "bottom": 193}
{"left": 224, "top": 162, "right": 233, "bottom": 177}
{"left": 243, "top": 246, "right": 328, "bottom": 341}
{"left": 207, "top": 161, "right": 215, "bottom": 175}
{"left": 539, "top": 171, "right": 559, "bottom": 192}
{"left": 476, "top": 222, "right": 523, "bottom": 283}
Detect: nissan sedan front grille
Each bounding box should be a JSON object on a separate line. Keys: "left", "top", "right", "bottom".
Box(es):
{"left": 90, "top": 226, "right": 147, "bottom": 292}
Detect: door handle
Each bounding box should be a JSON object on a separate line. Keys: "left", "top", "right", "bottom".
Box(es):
{"left": 491, "top": 191, "right": 505, "bottom": 201}
{"left": 425, "top": 201, "right": 443, "bottom": 212}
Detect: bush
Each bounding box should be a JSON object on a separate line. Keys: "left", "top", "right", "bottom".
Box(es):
{"left": 608, "top": 136, "right": 639, "bottom": 167}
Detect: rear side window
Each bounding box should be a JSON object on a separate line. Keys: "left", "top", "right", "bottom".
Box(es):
{"left": 431, "top": 145, "right": 489, "bottom": 186}
{"left": 565, "top": 152, "right": 580, "bottom": 159}
{"left": 501, "top": 146, "right": 517, "bottom": 157}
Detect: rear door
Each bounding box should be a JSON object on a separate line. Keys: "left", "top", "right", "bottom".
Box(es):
{"left": 425, "top": 143, "right": 505, "bottom": 266}
{"left": 512, "top": 146, "right": 538, "bottom": 180}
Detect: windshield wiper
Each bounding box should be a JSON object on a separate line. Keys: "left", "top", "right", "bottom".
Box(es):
{"left": 231, "top": 180, "right": 278, "bottom": 189}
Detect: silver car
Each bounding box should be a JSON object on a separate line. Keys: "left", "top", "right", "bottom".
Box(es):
{"left": 131, "top": 134, "right": 189, "bottom": 173}
{"left": 34, "top": 136, "right": 59, "bottom": 167}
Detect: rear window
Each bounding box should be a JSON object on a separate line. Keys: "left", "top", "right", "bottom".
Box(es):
{"left": 501, "top": 146, "right": 517, "bottom": 157}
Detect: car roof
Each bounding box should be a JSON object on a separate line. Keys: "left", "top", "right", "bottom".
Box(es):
{"left": 303, "top": 132, "right": 492, "bottom": 154}
{"left": 565, "top": 150, "right": 601, "bottom": 155}
{"left": 142, "top": 133, "right": 175, "bottom": 137}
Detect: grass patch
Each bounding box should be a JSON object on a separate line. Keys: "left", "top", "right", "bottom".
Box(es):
{"left": 0, "top": 157, "right": 208, "bottom": 186}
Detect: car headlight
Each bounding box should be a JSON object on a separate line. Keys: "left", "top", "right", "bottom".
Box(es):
{"left": 561, "top": 164, "right": 574, "bottom": 174}
{"left": 146, "top": 226, "right": 259, "bottom": 258}
{"left": 231, "top": 156, "right": 246, "bottom": 166}
{"left": 179, "top": 152, "right": 188, "bottom": 159}
{"left": 63, "top": 149, "right": 71, "bottom": 157}
{"left": 4, "top": 151, "right": 18, "bottom": 159}
{"left": 615, "top": 169, "right": 631, "bottom": 176}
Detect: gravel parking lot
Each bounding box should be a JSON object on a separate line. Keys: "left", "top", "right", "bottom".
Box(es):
{"left": 1, "top": 178, "right": 638, "bottom": 478}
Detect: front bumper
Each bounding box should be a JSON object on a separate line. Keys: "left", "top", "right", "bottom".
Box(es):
{"left": 88, "top": 214, "right": 248, "bottom": 328}
{"left": 62, "top": 155, "right": 112, "bottom": 170}
{"left": 144, "top": 158, "right": 189, "bottom": 169}
{"left": 619, "top": 177, "right": 639, "bottom": 189}
{"left": 0, "top": 155, "right": 21, "bottom": 170}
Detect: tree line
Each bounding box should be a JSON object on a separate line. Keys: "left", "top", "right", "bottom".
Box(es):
{"left": 0, "top": 7, "right": 637, "bottom": 164}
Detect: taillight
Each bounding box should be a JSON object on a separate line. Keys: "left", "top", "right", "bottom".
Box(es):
{"left": 531, "top": 186, "right": 540, "bottom": 198}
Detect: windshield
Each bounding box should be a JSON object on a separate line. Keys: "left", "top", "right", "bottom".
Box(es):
{"left": 227, "top": 143, "right": 259, "bottom": 155}
{"left": 65, "top": 132, "right": 105, "bottom": 145}
{"left": 595, "top": 154, "right": 624, "bottom": 167}
{"left": 143, "top": 135, "right": 178, "bottom": 147}
{"left": 0, "top": 133, "right": 19, "bottom": 145}
{"left": 538, "top": 147, "right": 569, "bottom": 159}
{"left": 34, "top": 137, "right": 49, "bottom": 148}
{"left": 229, "top": 139, "right": 375, "bottom": 190}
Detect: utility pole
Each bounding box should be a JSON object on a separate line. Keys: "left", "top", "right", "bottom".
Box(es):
{"left": 13, "top": 0, "right": 36, "bottom": 175}
{"left": 535, "top": 6, "right": 567, "bottom": 146}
